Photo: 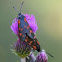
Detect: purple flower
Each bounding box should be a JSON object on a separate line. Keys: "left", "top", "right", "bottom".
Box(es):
{"left": 12, "top": 38, "right": 32, "bottom": 58}
{"left": 36, "top": 49, "right": 48, "bottom": 62}
{"left": 10, "top": 14, "right": 38, "bottom": 36}
{"left": 22, "top": 14, "right": 38, "bottom": 33}
{"left": 10, "top": 18, "right": 19, "bottom": 36}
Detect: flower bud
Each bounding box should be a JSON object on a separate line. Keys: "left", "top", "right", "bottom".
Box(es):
{"left": 36, "top": 49, "right": 48, "bottom": 62}
{"left": 11, "top": 40, "right": 32, "bottom": 58}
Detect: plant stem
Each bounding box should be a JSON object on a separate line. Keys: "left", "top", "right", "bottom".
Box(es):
{"left": 21, "top": 58, "right": 26, "bottom": 62}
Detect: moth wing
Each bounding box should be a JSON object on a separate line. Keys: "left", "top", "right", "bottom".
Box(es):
{"left": 23, "top": 18, "right": 35, "bottom": 40}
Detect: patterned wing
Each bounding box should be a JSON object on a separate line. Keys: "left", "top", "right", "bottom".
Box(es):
{"left": 23, "top": 18, "right": 41, "bottom": 52}
{"left": 23, "top": 18, "right": 35, "bottom": 39}
{"left": 18, "top": 19, "right": 26, "bottom": 41}
{"left": 18, "top": 17, "right": 34, "bottom": 41}
{"left": 25, "top": 35, "right": 41, "bottom": 52}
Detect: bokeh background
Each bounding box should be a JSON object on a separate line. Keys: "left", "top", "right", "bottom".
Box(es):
{"left": 0, "top": 0, "right": 62, "bottom": 62}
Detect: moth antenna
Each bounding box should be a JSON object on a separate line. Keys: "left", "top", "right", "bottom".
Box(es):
{"left": 46, "top": 52, "right": 54, "bottom": 57}
{"left": 20, "top": 1, "right": 24, "bottom": 12}
{"left": 13, "top": 6, "right": 19, "bottom": 13}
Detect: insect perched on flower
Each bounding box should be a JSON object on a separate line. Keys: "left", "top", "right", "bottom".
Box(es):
{"left": 13, "top": 1, "right": 41, "bottom": 52}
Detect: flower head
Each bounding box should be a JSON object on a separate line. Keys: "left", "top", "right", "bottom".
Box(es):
{"left": 36, "top": 49, "right": 48, "bottom": 62}
{"left": 10, "top": 14, "right": 38, "bottom": 36}
{"left": 23, "top": 14, "right": 38, "bottom": 33}
{"left": 11, "top": 39, "right": 32, "bottom": 58}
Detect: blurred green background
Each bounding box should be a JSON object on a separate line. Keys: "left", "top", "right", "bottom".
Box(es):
{"left": 0, "top": 0, "right": 62, "bottom": 62}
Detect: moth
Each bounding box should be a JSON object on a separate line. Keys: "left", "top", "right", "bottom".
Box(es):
{"left": 13, "top": 1, "right": 41, "bottom": 52}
